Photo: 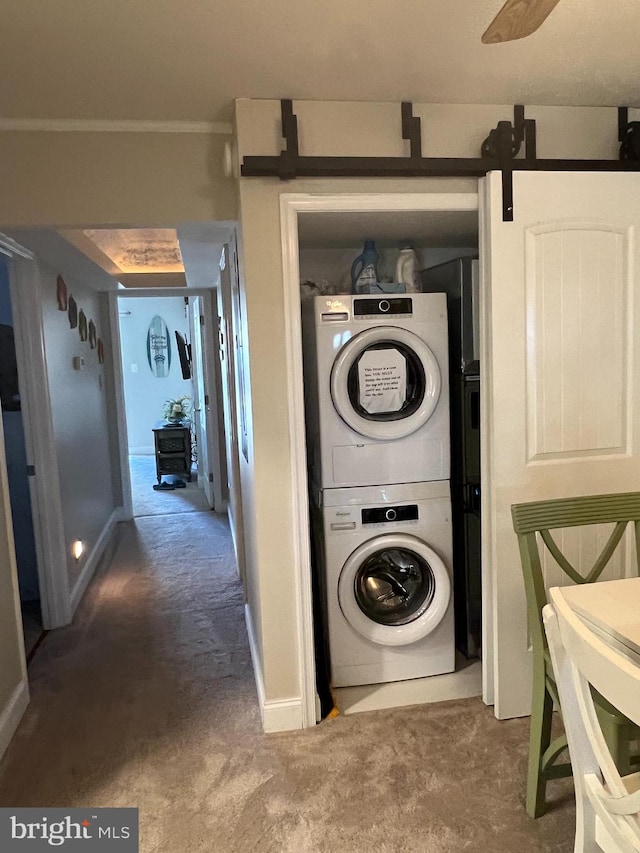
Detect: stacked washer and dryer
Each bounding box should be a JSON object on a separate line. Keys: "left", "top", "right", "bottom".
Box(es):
{"left": 302, "top": 293, "right": 455, "bottom": 689}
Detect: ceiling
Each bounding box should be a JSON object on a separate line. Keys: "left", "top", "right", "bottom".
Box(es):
{"left": 1, "top": 1, "right": 640, "bottom": 124}
{"left": 5, "top": 225, "right": 230, "bottom": 292}
{"left": 61, "top": 228, "right": 188, "bottom": 288}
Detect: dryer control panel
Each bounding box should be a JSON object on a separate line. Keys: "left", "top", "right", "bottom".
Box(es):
{"left": 354, "top": 297, "right": 413, "bottom": 316}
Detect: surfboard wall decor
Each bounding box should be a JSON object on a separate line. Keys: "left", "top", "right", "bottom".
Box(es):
{"left": 147, "top": 315, "right": 172, "bottom": 378}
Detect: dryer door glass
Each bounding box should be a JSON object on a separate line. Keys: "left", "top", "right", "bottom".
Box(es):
{"left": 347, "top": 342, "right": 425, "bottom": 421}
{"left": 330, "top": 326, "right": 441, "bottom": 441}
{"left": 354, "top": 548, "right": 436, "bottom": 626}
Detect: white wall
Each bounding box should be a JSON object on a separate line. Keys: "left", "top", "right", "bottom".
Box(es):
{"left": 39, "top": 261, "right": 118, "bottom": 591}
{"left": 0, "top": 131, "right": 237, "bottom": 227}
{"left": 119, "top": 296, "right": 192, "bottom": 454}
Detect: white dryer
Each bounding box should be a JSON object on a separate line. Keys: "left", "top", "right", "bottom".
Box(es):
{"left": 302, "top": 293, "right": 450, "bottom": 489}
{"left": 319, "top": 480, "right": 455, "bottom": 687}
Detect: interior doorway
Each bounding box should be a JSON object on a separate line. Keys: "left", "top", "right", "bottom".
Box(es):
{"left": 279, "top": 192, "right": 485, "bottom": 727}
{"left": 115, "top": 289, "right": 227, "bottom": 519}
{"left": 0, "top": 252, "right": 44, "bottom": 659}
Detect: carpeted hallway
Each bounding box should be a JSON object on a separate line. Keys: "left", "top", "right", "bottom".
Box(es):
{"left": 129, "top": 454, "right": 211, "bottom": 517}
{"left": 0, "top": 507, "right": 575, "bottom": 852}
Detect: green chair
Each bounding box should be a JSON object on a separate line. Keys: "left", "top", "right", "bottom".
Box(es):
{"left": 511, "top": 492, "right": 640, "bottom": 819}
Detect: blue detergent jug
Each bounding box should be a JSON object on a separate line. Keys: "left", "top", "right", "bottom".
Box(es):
{"left": 351, "top": 240, "right": 379, "bottom": 294}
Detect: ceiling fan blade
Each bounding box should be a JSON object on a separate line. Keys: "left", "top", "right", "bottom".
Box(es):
{"left": 482, "top": 0, "right": 561, "bottom": 44}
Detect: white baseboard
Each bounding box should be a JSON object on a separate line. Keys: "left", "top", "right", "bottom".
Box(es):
{"left": 262, "top": 697, "right": 305, "bottom": 732}
{"left": 0, "top": 679, "right": 29, "bottom": 762}
{"left": 113, "top": 506, "right": 129, "bottom": 523}
{"left": 245, "top": 603, "right": 266, "bottom": 709}
{"left": 128, "top": 446, "right": 154, "bottom": 456}
{"left": 69, "top": 509, "right": 120, "bottom": 614}
{"left": 244, "top": 604, "right": 304, "bottom": 733}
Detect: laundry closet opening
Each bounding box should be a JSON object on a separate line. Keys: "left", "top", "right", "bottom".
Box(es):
{"left": 293, "top": 198, "right": 483, "bottom": 717}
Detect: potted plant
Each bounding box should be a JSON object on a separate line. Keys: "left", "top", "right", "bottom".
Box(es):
{"left": 163, "top": 395, "right": 190, "bottom": 423}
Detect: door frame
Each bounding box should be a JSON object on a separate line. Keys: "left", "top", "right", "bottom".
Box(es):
{"left": 189, "top": 293, "right": 228, "bottom": 510}
{"left": 200, "top": 287, "right": 229, "bottom": 511}
{"left": 188, "top": 296, "right": 212, "bottom": 502}
{"left": 278, "top": 191, "right": 486, "bottom": 727}
{"left": 478, "top": 177, "right": 495, "bottom": 707}
{"left": 110, "top": 287, "right": 225, "bottom": 517}
{"left": 1, "top": 235, "right": 72, "bottom": 628}
{"left": 218, "top": 241, "right": 247, "bottom": 589}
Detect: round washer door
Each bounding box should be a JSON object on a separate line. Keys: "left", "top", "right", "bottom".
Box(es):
{"left": 338, "top": 533, "right": 451, "bottom": 647}
{"left": 330, "top": 326, "right": 441, "bottom": 440}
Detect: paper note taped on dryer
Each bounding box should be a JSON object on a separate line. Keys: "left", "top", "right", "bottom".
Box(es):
{"left": 358, "top": 347, "right": 407, "bottom": 414}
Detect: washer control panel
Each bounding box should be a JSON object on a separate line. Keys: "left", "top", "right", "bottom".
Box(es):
{"left": 362, "top": 504, "right": 419, "bottom": 525}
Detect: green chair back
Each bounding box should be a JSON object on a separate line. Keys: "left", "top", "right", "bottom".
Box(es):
{"left": 512, "top": 492, "right": 640, "bottom": 659}
{"left": 511, "top": 491, "right": 640, "bottom": 818}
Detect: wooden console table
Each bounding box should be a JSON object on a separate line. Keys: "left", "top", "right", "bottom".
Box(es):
{"left": 152, "top": 421, "right": 192, "bottom": 485}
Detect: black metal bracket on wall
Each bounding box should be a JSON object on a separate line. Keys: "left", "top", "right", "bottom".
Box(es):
{"left": 240, "top": 100, "right": 640, "bottom": 222}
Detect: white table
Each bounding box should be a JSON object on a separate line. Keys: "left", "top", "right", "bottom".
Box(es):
{"left": 559, "top": 577, "right": 640, "bottom": 661}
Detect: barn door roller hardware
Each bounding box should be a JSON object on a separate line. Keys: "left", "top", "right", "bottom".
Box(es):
{"left": 480, "top": 105, "right": 537, "bottom": 220}
{"left": 619, "top": 107, "right": 640, "bottom": 161}
{"left": 240, "top": 101, "right": 640, "bottom": 221}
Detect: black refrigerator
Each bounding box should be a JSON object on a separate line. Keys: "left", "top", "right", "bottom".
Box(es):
{"left": 421, "top": 257, "right": 481, "bottom": 659}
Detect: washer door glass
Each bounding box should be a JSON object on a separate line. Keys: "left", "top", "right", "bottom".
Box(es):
{"left": 338, "top": 533, "right": 451, "bottom": 647}
{"left": 331, "top": 326, "right": 441, "bottom": 440}
{"left": 354, "top": 548, "right": 435, "bottom": 626}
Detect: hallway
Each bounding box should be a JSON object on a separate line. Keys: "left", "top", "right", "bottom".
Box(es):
{"left": 0, "top": 509, "right": 259, "bottom": 841}
{"left": 0, "top": 507, "right": 576, "bottom": 852}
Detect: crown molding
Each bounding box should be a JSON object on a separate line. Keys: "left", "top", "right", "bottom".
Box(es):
{"left": 0, "top": 118, "right": 232, "bottom": 134}
{"left": 0, "top": 232, "right": 35, "bottom": 259}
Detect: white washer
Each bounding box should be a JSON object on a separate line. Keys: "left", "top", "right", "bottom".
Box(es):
{"left": 319, "top": 480, "right": 455, "bottom": 687}
{"left": 302, "top": 293, "right": 450, "bottom": 489}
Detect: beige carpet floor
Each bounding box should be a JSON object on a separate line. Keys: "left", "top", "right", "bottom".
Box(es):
{"left": 0, "top": 509, "right": 575, "bottom": 852}
{"left": 130, "top": 454, "right": 210, "bottom": 517}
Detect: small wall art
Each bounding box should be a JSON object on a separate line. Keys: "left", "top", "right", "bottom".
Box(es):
{"left": 56, "top": 275, "right": 68, "bottom": 311}
{"left": 97, "top": 338, "right": 105, "bottom": 364}
{"left": 68, "top": 295, "right": 78, "bottom": 329}
{"left": 78, "top": 309, "right": 88, "bottom": 342}
{"left": 88, "top": 319, "right": 97, "bottom": 349}
{"left": 146, "top": 315, "right": 171, "bottom": 378}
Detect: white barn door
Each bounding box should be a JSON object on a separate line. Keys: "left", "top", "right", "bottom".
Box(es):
{"left": 483, "top": 170, "right": 640, "bottom": 719}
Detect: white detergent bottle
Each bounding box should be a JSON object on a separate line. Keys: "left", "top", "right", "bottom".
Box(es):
{"left": 395, "top": 243, "right": 422, "bottom": 293}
